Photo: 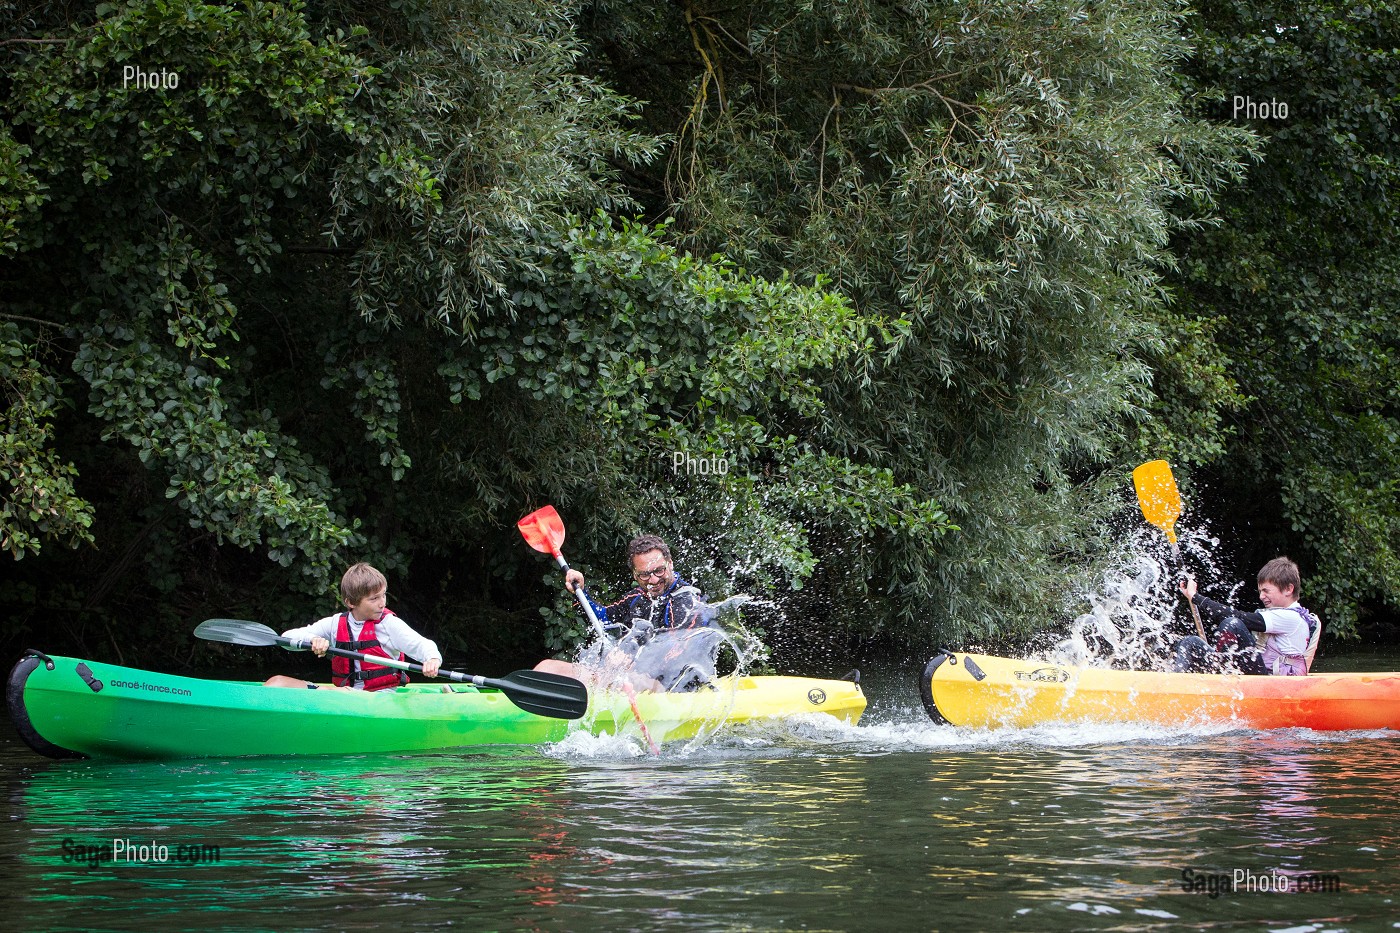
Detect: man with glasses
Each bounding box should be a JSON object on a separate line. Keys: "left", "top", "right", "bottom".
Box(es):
{"left": 535, "top": 535, "right": 714, "bottom": 690}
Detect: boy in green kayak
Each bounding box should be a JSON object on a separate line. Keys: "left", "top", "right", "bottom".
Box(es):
{"left": 264, "top": 562, "right": 442, "bottom": 690}
{"left": 1170, "top": 556, "right": 1321, "bottom": 675}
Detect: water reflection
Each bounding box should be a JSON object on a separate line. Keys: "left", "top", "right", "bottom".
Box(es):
{"left": 7, "top": 751, "right": 580, "bottom": 925}
{"left": 3, "top": 717, "right": 1398, "bottom": 930}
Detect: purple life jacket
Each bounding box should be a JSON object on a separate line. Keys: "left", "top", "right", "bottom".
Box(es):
{"left": 1262, "top": 606, "right": 1318, "bottom": 676}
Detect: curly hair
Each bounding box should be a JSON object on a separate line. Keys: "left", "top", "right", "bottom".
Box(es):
{"left": 626, "top": 535, "right": 672, "bottom": 562}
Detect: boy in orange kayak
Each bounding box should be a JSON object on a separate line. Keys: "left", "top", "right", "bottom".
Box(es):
{"left": 264, "top": 562, "right": 441, "bottom": 689}
{"left": 1171, "top": 556, "right": 1321, "bottom": 675}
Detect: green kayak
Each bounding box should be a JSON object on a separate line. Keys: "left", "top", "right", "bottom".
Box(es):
{"left": 7, "top": 651, "right": 866, "bottom": 760}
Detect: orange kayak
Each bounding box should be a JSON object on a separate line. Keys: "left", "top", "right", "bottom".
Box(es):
{"left": 920, "top": 651, "right": 1400, "bottom": 731}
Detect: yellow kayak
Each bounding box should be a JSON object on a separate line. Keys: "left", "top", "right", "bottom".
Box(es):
{"left": 602, "top": 674, "right": 867, "bottom": 746}
{"left": 920, "top": 650, "right": 1400, "bottom": 731}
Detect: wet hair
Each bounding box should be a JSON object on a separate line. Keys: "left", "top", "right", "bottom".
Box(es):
{"left": 627, "top": 534, "right": 672, "bottom": 563}
{"left": 341, "top": 562, "right": 388, "bottom": 604}
{"left": 1258, "top": 556, "right": 1301, "bottom": 597}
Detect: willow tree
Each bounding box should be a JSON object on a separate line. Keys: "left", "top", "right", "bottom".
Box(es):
{"left": 579, "top": 0, "right": 1253, "bottom": 644}
{"left": 2, "top": 0, "right": 951, "bottom": 662}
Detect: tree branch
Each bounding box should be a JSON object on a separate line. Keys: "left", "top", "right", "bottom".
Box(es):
{"left": 283, "top": 244, "right": 359, "bottom": 256}
{"left": 0, "top": 312, "right": 67, "bottom": 328}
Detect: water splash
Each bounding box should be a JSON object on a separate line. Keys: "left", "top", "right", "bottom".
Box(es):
{"left": 691, "top": 594, "right": 756, "bottom": 626}
{"left": 562, "top": 594, "right": 776, "bottom": 755}
{"left": 544, "top": 730, "right": 650, "bottom": 759}
{"left": 1038, "top": 521, "right": 1227, "bottom": 672}
{"left": 568, "top": 594, "right": 769, "bottom": 690}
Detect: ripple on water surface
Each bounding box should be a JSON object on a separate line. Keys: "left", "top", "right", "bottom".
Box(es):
{"left": 3, "top": 706, "right": 1398, "bottom": 930}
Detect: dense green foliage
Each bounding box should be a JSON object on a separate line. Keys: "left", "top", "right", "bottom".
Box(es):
{"left": 1, "top": 323, "right": 95, "bottom": 558}
{"left": 2, "top": 0, "right": 1396, "bottom": 666}
{"left": 1167, "top": 0, "right": 1400, "bottom": 638}
{"left": 580, "top": 0, "right": 1254, "bottom": 642}
{"left": 1, "top": 0, "right": 949, "bottom": 663}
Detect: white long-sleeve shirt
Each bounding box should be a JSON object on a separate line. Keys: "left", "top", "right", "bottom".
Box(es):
{"left": 282, "top": 611, "right": 441, "bottom": 688}
{"left": 1258, "top": 603, "right": 1312, "bottom": 659}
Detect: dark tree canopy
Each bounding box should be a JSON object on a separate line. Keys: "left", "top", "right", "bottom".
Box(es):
{"left": 1167, "top": 0, "right": 1400, "bottom": 638}
{"left": 2, "top": 0, "right": 1395, "bottom": 666}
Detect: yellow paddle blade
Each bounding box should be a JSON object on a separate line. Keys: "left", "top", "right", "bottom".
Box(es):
{"left": 1132, "top": 460, "right": 1181, "bottom": 544}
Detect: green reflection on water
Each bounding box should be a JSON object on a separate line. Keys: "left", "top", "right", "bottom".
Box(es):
{"left": 9, "top": 749, "right": 582, "bottom": 928}
{"left": 4, "top": 716, "right": 1400, "bottom": 930}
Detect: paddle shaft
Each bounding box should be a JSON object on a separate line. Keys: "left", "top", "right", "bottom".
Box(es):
{"left": 555, "top": 555, "right": 659, "bottom": 753}
{"left": 622, "top": 681, "right": 660, "bottom": 755}
{"left": 287, "top": 637, "right": 492, "bottom": 690}
{"left": 1180, "top": 569, "right": 1207, "bottom": 641}
{"left": 1164, "top": 515, "right": 1209, "bottom": 638}
{"left": 554, "top": 553, "right": 615, "bottom": 647}
{"left": 296, "top": 639, "right": 590, "bottom": 714}
{"left": 522, "top": 509, "right": 659, "bottom": 753}
{"left": 194, "top": 618, "right": 588, "bottom": 719}
{"left": 577, "top": 582, "right": 662, "bottom": 753}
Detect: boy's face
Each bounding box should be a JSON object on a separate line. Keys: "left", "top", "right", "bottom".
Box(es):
{"left": 1258, "top": 581, "right": 1295, "bottom": 607}
{"left": 345, "top": 585, "right": 387, "bottom": 620}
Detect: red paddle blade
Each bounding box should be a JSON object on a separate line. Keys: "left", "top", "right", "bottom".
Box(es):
{"left": 517, "top": 505, "right": 565, "bottom": 555}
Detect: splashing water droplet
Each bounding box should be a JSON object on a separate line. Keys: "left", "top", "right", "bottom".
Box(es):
{"left": 1040, "top": 520, "right": 1227, "bottom": 671}
{"left": 571, "top": 594, "right": 769, "bottom": 692}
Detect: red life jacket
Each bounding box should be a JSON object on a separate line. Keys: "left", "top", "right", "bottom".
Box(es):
{"left": 330, "top": 610, "right": 409, "bottom": 691}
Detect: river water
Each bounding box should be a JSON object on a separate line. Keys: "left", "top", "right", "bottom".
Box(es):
{"left": 4, "top": 657, "right": 1398, "bottom": 932}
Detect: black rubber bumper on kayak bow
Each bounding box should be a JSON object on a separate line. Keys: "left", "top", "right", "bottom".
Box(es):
{"left": 6, "top": 651, "right": 86, "bottom": 760}
{"left": 919, "top": 652, "right": 952, "bottom": 725}
{"left": 919, "top": 650, "right": 986, "bottom": 726}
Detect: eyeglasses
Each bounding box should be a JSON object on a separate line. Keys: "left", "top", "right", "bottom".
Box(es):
{"left": 634, "top": 564, "right": 669, "bottom": 581}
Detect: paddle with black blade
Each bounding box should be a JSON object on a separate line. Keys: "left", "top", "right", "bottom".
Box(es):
{"left": 1132, "top": 459, "right": 1207, "bottom": 640}
{"left": 194, "top": 618, "right": 589, "bottom": 720}
{"left": 517, "top": 505, "right": 661, "bottom": 754}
